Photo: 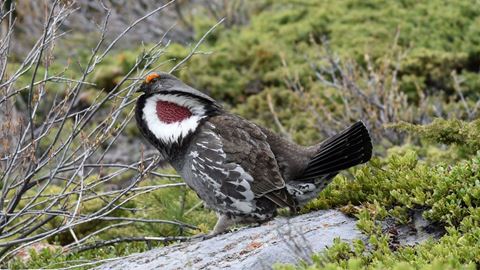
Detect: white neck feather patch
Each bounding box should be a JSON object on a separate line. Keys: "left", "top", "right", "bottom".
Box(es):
{"left": 142, "top": 94, "right": 206, "bottom": 144}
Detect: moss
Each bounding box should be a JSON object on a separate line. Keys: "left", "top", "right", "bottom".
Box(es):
{"left": 392, "top": 118, "right": 480, "bottom": 155}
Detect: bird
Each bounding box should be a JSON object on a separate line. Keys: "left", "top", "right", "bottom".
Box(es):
{"left": 135, "top": 72, "right": 372, "bottom": 236}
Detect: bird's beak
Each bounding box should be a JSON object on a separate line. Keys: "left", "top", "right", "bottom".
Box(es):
{"left": 136, "top": 84, "right": 146, "bottom": 93}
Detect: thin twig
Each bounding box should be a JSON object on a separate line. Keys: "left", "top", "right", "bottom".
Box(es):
{"left": 169, "top": 18, "right": 225, "bottom": 73}
{"left": 70, "top": 235, "right": 190, "bottom": 253}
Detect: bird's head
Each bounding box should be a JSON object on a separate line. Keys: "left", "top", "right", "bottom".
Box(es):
{"left": 138, "top": 72, "right": 218, "bottom": 102}
{"left": 135, "top": 72, "right": 222, "bottom": 155}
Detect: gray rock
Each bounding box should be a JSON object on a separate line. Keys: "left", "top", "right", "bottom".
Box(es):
{"left": 96, "top": 210, "right": 363, "bottom": 270}
{"left": 96, "top": 209, "right": 442, "bottom": 270}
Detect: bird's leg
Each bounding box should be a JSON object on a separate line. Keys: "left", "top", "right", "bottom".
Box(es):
{"left": 189, "top": 214, "right": 236, "bottom": 242}
{"left": 211, "top": 214, "right": 236, "bottom": 235}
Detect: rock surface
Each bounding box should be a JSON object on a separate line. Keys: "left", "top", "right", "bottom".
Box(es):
{"left": 96, "top": 210, "right": 441, "bottom": 270}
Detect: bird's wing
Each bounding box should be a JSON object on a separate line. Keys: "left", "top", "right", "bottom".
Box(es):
{"left": 190, "top": 114, "right": 296, "bottom": 209}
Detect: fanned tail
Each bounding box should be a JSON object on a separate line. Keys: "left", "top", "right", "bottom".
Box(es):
{"left": 296, "top": 121, "right": 372, "bottom": 181}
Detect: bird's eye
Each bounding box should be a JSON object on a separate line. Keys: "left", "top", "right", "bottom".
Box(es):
{"left": 145, "top": 73, "right": 160, "bottom": 84}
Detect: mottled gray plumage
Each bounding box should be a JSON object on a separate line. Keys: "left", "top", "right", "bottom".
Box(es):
{"left": 135, "top": 72, "right": 372, "bottom": 236}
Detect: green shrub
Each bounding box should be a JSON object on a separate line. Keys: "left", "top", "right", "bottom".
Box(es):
{"left": 170, "top": 0, "right": 480, "bottom": 103}
{"left": 393, "top": 118, "right": 480, "bottom": 156}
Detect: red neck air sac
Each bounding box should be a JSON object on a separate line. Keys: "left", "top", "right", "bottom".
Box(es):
{"left": 156, "top": 100, "right": 193, "bottom": 124}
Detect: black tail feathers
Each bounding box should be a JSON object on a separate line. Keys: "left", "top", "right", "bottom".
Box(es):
{"left": 296, "top": 121, "right": 372, "bottom": 181}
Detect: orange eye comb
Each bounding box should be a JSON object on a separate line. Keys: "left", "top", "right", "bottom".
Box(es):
{"left": 145, "top": 73, "right": 160, "bottom": 84}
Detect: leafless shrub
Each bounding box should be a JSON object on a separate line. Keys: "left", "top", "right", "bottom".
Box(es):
{"left": 0, "top": 0, "right": 221, "bottom": 264}
{"left": 6, "top": 0, "right": 191, "bottom": 54}
{"left": 5, "top": 0, "right": 255, "bottom": 55}
{"left": 200, "top": 0, "right": 252, "bottom": 27}
{"left": 302, "top": 36, "right": 478, "bottom": 147}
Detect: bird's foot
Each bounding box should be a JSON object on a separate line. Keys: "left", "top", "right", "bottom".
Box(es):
{"left": 247, "top": 222, "right": 262, "bottom": 229}
{"left": 229, "top": 226, "right": 242, "bottom": 233}
{"left": 188, "top": 232, "right": 219, "bottom": 242}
